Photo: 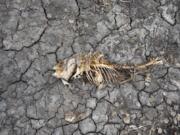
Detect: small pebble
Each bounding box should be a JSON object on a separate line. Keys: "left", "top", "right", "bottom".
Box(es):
{"left": 69, "top": 19, "right": 74, "bottom": 24}
{"left": 123, "top": 113, "right": 130, "bottom": 124}
{"left": 173, "top": 118, "right": 177, "bottom": 124}
{"left": 47, "top": 13, "right": 52, "bottom": 18}
{"left": 163, "top": 118, "right": 169, "bottom": 124}
{"left": 158, "top": 128, "right": 163, "bottom": 134}
{"left": 177, "top": 114, "right": 180, "bottom": 121}
{"left": 170, "top": 110, "right": 176, "bottom": 117}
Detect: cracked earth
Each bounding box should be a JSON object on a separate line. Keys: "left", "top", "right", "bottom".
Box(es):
{"left": 0, "top": 0, "right": 180, "bottom": 135}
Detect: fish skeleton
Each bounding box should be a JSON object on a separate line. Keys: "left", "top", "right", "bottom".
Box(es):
{"left": 53, "top": 52, "right": 163, "bottom": 89}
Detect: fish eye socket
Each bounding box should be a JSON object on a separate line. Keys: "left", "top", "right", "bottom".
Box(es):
{"left": 56, "top": 60, "right": 64, "bottom": 68}
{"left": 58, "top": 60, "right": 64, "bottom": 65}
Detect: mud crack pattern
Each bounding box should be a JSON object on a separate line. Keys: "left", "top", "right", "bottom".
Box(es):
{"left": 0, "top": 0, "right": 180, "bottom": 135}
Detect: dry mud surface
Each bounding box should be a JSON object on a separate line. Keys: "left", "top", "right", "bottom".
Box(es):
{"left": 0, "top": 0, "right": 180, "bottom": 135}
